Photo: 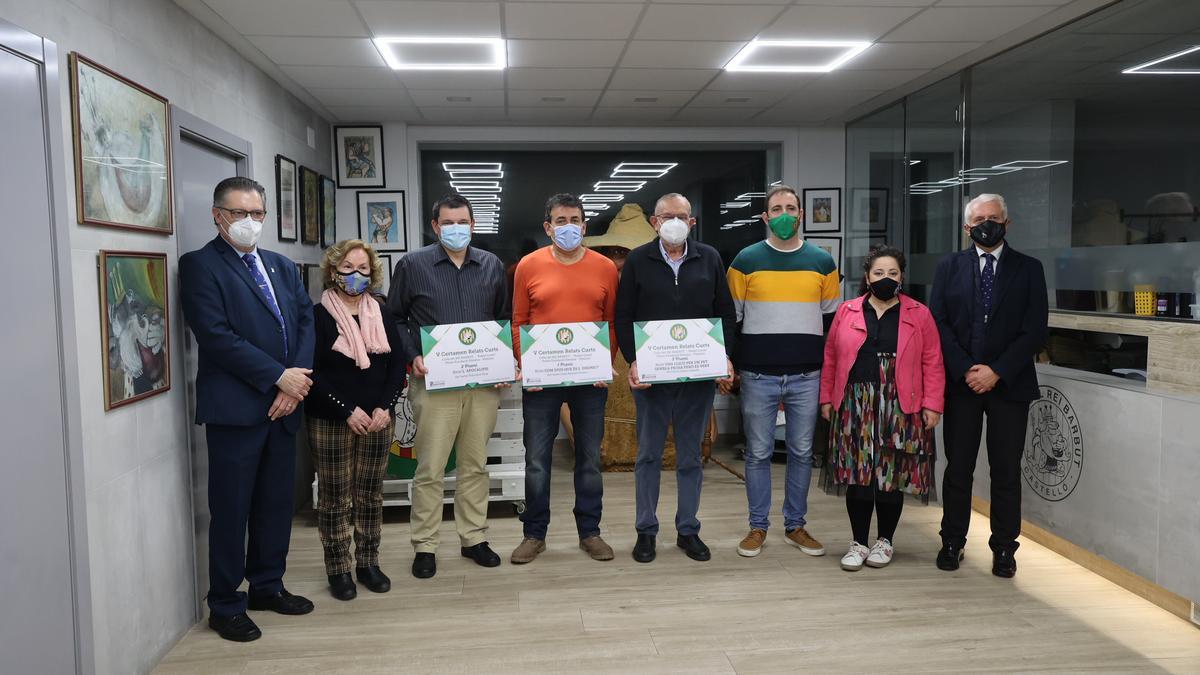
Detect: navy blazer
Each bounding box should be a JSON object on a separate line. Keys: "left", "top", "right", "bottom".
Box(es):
{"left": 929, "top": 245, "right": 1048, "bottom": 402}
{"left": 180, "top": 235, "right": 315, "bottom": 430}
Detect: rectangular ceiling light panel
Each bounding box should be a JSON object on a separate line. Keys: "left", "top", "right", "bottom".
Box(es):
{"left": 374, "top": 37, "right": 506, "bottom": 71}
{"left": 725, "top": 40, "right": 872, "bottom": 73}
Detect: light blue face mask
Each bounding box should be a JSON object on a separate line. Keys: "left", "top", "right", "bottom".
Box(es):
{"left": 552, "top": 223, "right": 583, "bottom": 251}
{"left": 335, "top": 271, "right": 371, "bottom": 296}
{"left": 439, "top": 223, "right": 471, "bottom": 251}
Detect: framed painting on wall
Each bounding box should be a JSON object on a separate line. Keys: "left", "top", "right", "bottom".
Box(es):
{"left": 802, "top": 188, "right": 841, "bottom": 234}
{"left": 276, "top": 155, "right": 298, "bottom": 242}
{"left": 334, "top": 125, "right": 385, "bottom": 188}
{"left": 300, "top": 166, "right": 321, "bottom": 245}
{"left": 357, "top": 190, "right": 408, "bottom": 251}
{"left": 320, "top": 175, "right": 336, "bottom": 247}
{"left": 70, "top": 53, "right": 173, "bottom": 234}
{"left": 806, "top": 236, "right": 842, "bottom": 269}
{"left": 99, "top": 251, "right": 170, "bottom": 411}
{"left": 304, "top": 263, "right": 325, "bottom": 304}
{"left": 852, "top": 187, "right": 889, "bottom": 234}
{"left": 376, "top": 253, "right": 395, "bottom": 296}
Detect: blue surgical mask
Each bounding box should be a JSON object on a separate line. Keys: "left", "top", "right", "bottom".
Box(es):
{"left": 439, "top": 223, "right": 471, "bottom": 251}
{"left": 552, "top": 223, "right": 583, "bottom": 252}
{"left": 335, "top": 271, "right": 371, "bottom": 296}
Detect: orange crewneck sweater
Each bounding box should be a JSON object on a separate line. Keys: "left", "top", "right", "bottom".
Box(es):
{"left": 511, "top": 246, "right": 618, "bottom": 361}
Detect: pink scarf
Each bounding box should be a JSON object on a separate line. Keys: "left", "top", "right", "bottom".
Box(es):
{"left": 320, "top": 289, "right": 391, "bottom": 369}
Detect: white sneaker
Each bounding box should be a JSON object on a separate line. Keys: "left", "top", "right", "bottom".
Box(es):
{"left": 865, "top": 537, "right": 894, "bottom": 568}
{"left": 840, "top": 542, "right": 870, "bottom": 571}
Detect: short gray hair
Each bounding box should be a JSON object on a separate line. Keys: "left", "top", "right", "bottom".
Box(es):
{"left": 654, "top": 192, "right": 691, "bottom": 216}
{"left": 213, "top": 176, "right": 266, "bottom": 206}
{"left": 964, "top": 193, "right": 1008, "bottom": 223}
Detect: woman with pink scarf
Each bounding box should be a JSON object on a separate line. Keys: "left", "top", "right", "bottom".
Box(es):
{"left": 306, "top": 240, "right": 406, "bottom": 601}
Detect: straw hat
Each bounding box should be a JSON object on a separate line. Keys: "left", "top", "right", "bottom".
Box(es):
{"left": 583, "top": 203, "right": 658, "bottom": 251}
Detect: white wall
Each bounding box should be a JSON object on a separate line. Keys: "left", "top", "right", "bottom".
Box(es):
{"left": 0, "top": 1, "right": 331, "bottom": 673}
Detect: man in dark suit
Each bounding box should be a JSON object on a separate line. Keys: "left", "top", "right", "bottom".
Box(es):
{"left": 180, "top": 177, "right": 316, "bottom": 642}
{"left": 929, "top": 193, "right": 1048, "bottom": 579}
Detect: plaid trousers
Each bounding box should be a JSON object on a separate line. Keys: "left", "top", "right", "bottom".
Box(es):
{"left": 306, "top": 415, "right": 394, "bottom": 575}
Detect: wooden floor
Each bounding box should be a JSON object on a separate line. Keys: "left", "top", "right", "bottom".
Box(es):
{"left": 157, "top": 443, "right": 1200, "bottom": 674}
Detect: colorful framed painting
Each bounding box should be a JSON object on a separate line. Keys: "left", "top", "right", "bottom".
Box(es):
{"left": 852, "top": 187, "right": 889, "bottom": 234}
{"left": 334, "top": 125, "right": 385, "bottom": 188}
{"left": 70, "top": 53, "right": 173, "bottom": 234}
{"left": 276, "top": 155, "right": 298, "bottom": 242}
{"left": 99, "top": 251, "right": 170, "bottom": 411}
{"left": 802, "top": 188, "right": 841, "bottom": 234}
{"left": 320, "top": 175, "right": 336, "bottom": 248}
{"left": 357, "top": 190, "right": 408, "bottom": 251}
{"left": 300, "top": 166, "right": 321, "bottom": 245}
{"left": 806, "top": 236, "right": 842, "bottom": 268}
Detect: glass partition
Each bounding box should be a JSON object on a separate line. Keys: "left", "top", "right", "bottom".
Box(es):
{"left": 845, "top": 101, "right": 905, "bottom": 298}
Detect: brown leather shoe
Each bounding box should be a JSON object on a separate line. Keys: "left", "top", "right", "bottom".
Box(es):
{"left": 784, "top": 527, "right": 826, "bottom": 556}
{"left": 510, "top": 537, "right": 546, "bottom": 564}
{"left": 737, "top": 528, "right": 767, "bottom": 557}
{"left": 579, "top": 535, "right": 614, "bottom": 561}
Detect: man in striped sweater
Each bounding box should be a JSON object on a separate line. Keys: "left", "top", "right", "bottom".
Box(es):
{"left": 726, "top": 185, "right": 841, "bottom": 559}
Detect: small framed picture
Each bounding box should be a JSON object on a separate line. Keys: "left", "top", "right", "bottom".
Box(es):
{"left": 806, "top": 236, "right": 842, "bottom": 268}
{"left": 275, "top": 155, "right": 298, "bottom": 242}
{"left": 334, "top": 125, "right": 385, "bottom": 188}
{"left": 304, "top": 263, "right": 325, "bottom": 304}
{"left": 357, "top": 190, "right": 408, "bottom": 251}
{"left": 99, "top": 251, "right": 171, "bottom": 410}
{"left": 299, "top": 166, "right": 321, "bottom": 245}
{"left": 802, "top": 188, "right": 841, "bottom": 234}
{"left": 376, "top": 252, "right": 395, "bottom": 297}
{"left": 852, "top": 187, "right": 889, "bottom": 234}
{"left": 320, "top": 175, "right": 336, "bottom": 248}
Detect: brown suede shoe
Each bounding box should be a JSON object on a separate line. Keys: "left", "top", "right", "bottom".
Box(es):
{"left": 784, "top": 527, "right": 826, "bottom": 556}
{"left": 510, "top": 537, "right": 546, "bottom": 564}
{"left": 737, "top": 528, "right": 767, "bottom": 557}
{"left": 579, "top": 535, "right": 614, "bottom": 561}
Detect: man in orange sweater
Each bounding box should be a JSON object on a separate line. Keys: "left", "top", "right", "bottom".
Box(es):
{"left": 510, "top": 193, "right": 619, "bottom": 564}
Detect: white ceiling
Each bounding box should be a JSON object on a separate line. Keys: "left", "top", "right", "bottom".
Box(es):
{"left": 174, "top": 0, "right": 1113, "bottom": 126}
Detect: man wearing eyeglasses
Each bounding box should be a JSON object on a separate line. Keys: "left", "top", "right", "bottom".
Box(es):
{"left": 180, "top": 177, "right": 316, "bottom": 642}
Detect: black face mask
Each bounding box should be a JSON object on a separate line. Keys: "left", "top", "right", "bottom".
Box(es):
{"left": 969, "top": 219, "right": 1007, "bottom": 248}
{"left": 868, "top": 277, "right": 900, "bottom": 300}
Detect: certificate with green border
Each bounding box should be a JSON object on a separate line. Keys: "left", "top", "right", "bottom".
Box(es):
{"left": 420, "top": 320, "right": 516, "bottom": 391}
{"left": 633, "top": 318, "right": 727, "bottom": 384}
{"left": 519, "top": 322, "right": 612, "bottom": 388}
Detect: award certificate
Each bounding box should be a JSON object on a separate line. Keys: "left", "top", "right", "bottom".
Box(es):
{"left": 420, "top": 321, "right": 517, "bottom": 391}
{"left": 633, "top": 318, "right": 728, "bottom": 384}
{"left": 519, "top": 322, "right": 613, "bottom": 388}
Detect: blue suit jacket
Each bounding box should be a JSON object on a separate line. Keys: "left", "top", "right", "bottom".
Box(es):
{"left": 180, "top": 236, "right": 315, "bottom": 431}
{"left": 929, "top": 245, "right": 1048, "bottom": 402}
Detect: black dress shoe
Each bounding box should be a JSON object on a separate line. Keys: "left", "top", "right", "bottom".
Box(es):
{"left": 936, "top": 543, "right": 965, "bottom": 571}
{"left": 461, "top": 542, "right": 502, "bottom": 568}
{"left": 676, "top": 534, "right": 712, "bottom": 562}
{"left": 412, "top": 552, "right": 437, "bottom": 579}
{"left": 328, "top": 573, "right": 357, "bottom": 601}
{"left": 356, "top": 565, "right": 391, "bottom": 593}
{"left": 209, "top": 612, "right": 262, "bottom": 642}
{"left": 992, "top": 550, "right": 1017, "bottom": 578}
{"left": 247, "top": 589, "right": 314, "bottom": 615}
{"left": 632, "top": 534, "right": 656, "bottom": 563}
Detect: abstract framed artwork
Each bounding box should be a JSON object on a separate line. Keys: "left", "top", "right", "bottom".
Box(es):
{"left": 99, "top": 251, "right": 170, "bottom": 411}
{"left": 276, "top": 155, "right": 298, "bottom": 242}
{"left": 300, "top": 165, "right": 321, "bottom": 245}
{"left": 806, "top": 236, "right": 842, "bottom": 269}
{"left": 70, "top": 53, "right": 173, "bottom": 234}
{"left": 320, "top": 175, "right": 336, "bottom": 248}
{"left": 357, "top": 190, "right": 408, "bottom": 252}
{"left": 852, "top": 187, "right": 890, "bottom": 234}
{"left": 803, "top": 188, "right": 841, "bottom": 234}
{"left": 334, "top": 125, "right": 385, "bottom": 188}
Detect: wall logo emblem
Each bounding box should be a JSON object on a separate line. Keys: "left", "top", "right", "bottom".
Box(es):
{"left": 670, "top": 323, "right": 688, "bottom": 341}
{"left": 458, "top": 327, "right": 477, "bottom": 346}
{"left": 1022, "top": 385, "right": 1083, "bottom": 501}
{"left": 556, "top": 327, "right": 574, "bottom": 345}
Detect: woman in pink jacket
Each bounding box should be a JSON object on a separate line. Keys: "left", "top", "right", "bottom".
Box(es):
{"left": 819, "top": 245, "right": 945, "bottom": 571}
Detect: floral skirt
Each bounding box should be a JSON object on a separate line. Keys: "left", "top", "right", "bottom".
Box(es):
{"left": 820, "top": 354, "right": 935, "bottom": 500}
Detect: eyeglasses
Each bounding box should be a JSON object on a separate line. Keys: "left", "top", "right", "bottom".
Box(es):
{"left": 215, "top": 206, "right": 268, "bottom": 221}
{"left": 653, "top": 213, "right": 691, "bottom": 220}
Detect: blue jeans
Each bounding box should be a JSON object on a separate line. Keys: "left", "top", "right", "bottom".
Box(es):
{"left": 632, "top": 381, "right": 715, "bottom": 537}
{"left": 521, "top": 385, "right": 608, "bottom": 540}
{"left": 739, "top": 369, "right": 821, "bottom": 531}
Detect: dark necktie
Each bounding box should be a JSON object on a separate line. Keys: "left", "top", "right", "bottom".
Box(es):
{"left": 241, "top": 253, "right": 288, "bottom": 357}
{"left": 981, "top": 252, "right": 996, "bottom": 323}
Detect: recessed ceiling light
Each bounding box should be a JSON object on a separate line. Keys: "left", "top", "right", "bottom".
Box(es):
{"left": 611, "top": 162, "right": 676, "bottom": 178}
{"left": 448, "top": 170, "right": 503, "bottom": 179}
{"left": 373, "top": 37, "right": 506, "bottom": 71}
{"left": 443, "top": 162, "right": 502, "bottom": 172}
{"left": 724, "top": 40, "right": 872, "bottom": 73}
{"left": 991, "top": 160, "right": 1068, "bottom": 170}
{"left": 450, "top": 182, "right": 500, "bottom": 192}
{"left": 1122, "top": 45, "right": 1200, "bottom": 75}
{"left": 908, "top": 160, "right": 922, "bottom": 166}
{"left": 580, "top": 194, "right": 624, "bottom": 202}
{"left": 721, "top": 201, "right": 750, "bottom": 209}
{"left": 457, "top": 194, "right": 500, "bottom": 202}
{"left": 584, "top": 211, "right": 600, "bottom": 217}
{"left": 735, "top": 192, "right": 765, "bottom": 200}
{"left": 594, "top": 181, "right": 645, "bottom": 192}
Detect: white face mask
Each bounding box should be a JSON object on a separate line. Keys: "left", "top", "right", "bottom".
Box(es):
{"left": 658, "top": 217, "right": 690, "bottom": 246}
{"left": 222, "top": 213, "right": 262, "bottom": 249}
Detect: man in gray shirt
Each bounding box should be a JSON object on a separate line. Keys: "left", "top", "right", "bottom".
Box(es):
{"left": 388, "top": 194, "right": 509, "bottom": 579}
